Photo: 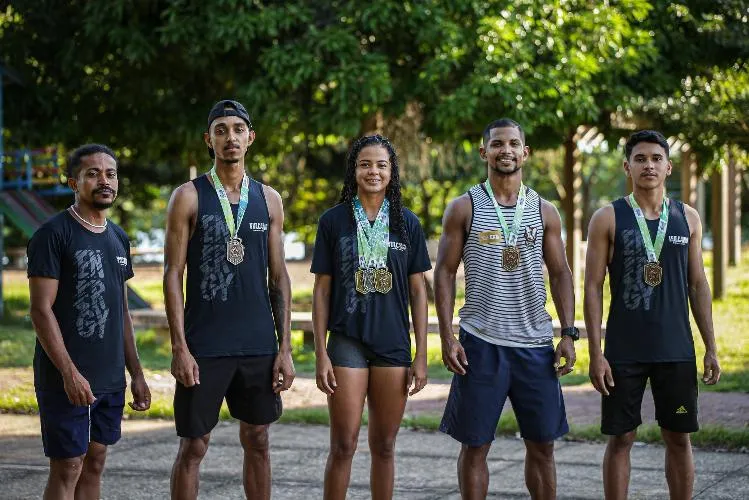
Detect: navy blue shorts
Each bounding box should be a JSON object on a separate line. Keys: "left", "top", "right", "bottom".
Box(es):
{"left": 440, "top": 330, "right": 569, "bottom": 446}
{"left": 36, "top": 390, "right": 125, "bottom": 459}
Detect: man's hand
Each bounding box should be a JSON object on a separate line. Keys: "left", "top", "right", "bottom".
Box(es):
{"left": 408, "top": 356, "right": 428, "bottom": 396}
{"left": 272, "top": 350, "right": 295, "bottom": 393}
{"left": 128, "top": 373, "right": 151, "bottom": 411}
{"left": 315, "top": 352, "right": 337, "bottom": 395}
{"left": 702, "top": 350, "right": 721, "bottom": 385}
{"left": 554, "top": 336, "right": 576, "bottom": 377}
{"left": 441, "top": 335, "right": 468, "bottom": 375}
{"left": 63, "top": 368, "right": 96, "bottom": 406}
{"left": 589, "top": 353, "right": 614, "bottom": 396}
{"left": 171, "top": 347, "right": 200, "bottom": 387}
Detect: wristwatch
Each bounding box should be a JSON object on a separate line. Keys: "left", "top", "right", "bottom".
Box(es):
{"left": 561, "top": 326, "right": 580, "bottom": 341}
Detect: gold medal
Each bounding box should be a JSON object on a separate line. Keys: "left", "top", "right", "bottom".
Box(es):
{"left": 355, "top": 268, "right": 377, "bottom": 294}
{"left": 373, "top": 268, "right": 393, "bottom": 294}
{"left": 502, "top": 246, "right": 520, "bottom": 271}
{"left": 226, "top": 237, "right": 245, "bottom": 265}
{"left": 643, "top": 262, "right": 663, "bottom": 287}
{"left": 355, "top": 268, "right": 367, "bottom": 294}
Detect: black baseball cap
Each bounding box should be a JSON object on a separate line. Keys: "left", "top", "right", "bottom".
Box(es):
{"left": 206, "top": 99, "right": 253, "bottom": 158}
{"left": 207, "top": 99, "right": 252, "bottom": 130}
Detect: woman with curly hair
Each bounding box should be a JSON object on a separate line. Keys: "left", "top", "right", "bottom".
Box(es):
{"left": 311, "top": 135, "right": 431, "bottom": 499}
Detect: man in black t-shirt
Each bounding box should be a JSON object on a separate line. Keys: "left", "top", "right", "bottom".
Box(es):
{"left": 585, "top": 130, "right": 720, "bottom": 499}
{"left": 27, "top": 144, "right": 151, "bottom": 499}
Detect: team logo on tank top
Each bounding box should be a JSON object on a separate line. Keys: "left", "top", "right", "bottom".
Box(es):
{"left": 524, "top": 226, "right": 538, "bottom": 247}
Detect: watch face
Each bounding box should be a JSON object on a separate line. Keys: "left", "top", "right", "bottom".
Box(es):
{"left": 563, "top": 327, "right": 579, "bottom": 340}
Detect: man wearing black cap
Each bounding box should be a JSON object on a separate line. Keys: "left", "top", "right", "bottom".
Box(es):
{"left": 164, "top": 100, "right": 295, "bottom": 499}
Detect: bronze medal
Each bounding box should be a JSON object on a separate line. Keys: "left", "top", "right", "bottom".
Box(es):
{"left": 226, "top": 237, "right": 245, "bottom": 265}
{"left": 373, "top": 268, "right": 393, "bottom": 294}
{"left": 502, "top": 246, "right": 520, "bottom": 271}
{"left": 643, "top": 261, "right": 663, "bottom": 287}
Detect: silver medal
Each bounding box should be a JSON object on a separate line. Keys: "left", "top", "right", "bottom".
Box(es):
{"left": 226, "top": 237, "right": 245, "bottom": 265}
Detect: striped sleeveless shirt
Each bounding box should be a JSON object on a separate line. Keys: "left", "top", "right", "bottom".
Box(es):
{"left": 458, "top": 183, "right": 553, "bottom": 347}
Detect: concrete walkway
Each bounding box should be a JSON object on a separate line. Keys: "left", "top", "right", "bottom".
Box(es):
{"left": 1, "top": 415, "right": 747, "bottom": 499}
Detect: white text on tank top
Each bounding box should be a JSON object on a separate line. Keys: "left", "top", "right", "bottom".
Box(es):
{"left": 458, "top": 184, "right": 553, "bottom": 346}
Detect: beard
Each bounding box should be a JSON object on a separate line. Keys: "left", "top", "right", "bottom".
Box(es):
{"left": 491, "top": 163, "right": 521, "bottom": 176}
{"left": 91, "top": 189, "right": 116, "bottom": 209}
{"left": 92, "top": 200, "right": 115, "bottom": 209}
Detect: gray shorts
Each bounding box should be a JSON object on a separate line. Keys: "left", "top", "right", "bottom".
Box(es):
{"left": 327, "top": 333, "right": 409, "bottom": 368}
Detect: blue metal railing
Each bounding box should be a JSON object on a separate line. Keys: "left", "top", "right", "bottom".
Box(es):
{"left": 1, "top": 148, "right": 70, "bottom": 195}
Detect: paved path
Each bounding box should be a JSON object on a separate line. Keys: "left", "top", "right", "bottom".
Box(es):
{"left": 1, "top": 415, "right": 747, "bottom": 499}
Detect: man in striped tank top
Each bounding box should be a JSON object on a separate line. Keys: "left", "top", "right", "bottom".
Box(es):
{"left": 585, "top": 130, "right": 720, "bottom": 499}
{"left": 436, "top": 119, "right": 578, "bottom": 499}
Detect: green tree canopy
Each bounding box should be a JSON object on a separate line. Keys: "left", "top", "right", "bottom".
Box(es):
{"left": 1, "top": 1, "right": 746, "bottom": 241}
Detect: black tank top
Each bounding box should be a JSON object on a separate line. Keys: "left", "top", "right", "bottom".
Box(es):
{"left": 184, "top": 174, "right": 277, "bottom": 357}
{"left": 605, "top": 197, "right": 694, "bottom": 363}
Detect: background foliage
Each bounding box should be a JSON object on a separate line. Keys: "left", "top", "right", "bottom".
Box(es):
{"left": 1, "top": 1, "right": 747, "bottom": 245}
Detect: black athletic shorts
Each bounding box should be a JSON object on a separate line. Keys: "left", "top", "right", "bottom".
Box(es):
{"left": 174, "top": 355, "right": 282, "bottom": 438}
{"left": 601, "top": 361, "right": 698, "bottom": 436}
{"left": 327, "top": 333, "right": 409, "bottom": 368}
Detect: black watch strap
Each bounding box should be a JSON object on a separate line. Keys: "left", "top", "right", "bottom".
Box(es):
{"left": 561, "top": 326, "right": 580, "bottom": 341}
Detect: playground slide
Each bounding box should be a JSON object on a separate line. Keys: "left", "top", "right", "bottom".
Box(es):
{"left": 0, "top": 191, "right": 151, "bottom": 310}
{"left": 15, "top": 191, "right": 57, "bottom": 221}
{"left": 0, "top": 191, "right": 40, "bottom": 236}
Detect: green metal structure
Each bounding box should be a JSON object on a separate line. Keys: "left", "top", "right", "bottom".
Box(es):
{"left": 0, "top": 65, "right": 150, "bottom": 314}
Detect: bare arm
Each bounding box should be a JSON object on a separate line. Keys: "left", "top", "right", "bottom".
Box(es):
{"left": 584, "top": 206, "right": 615, "bottom": 394}
{"left": 264, "top": 185, "right": 295, "bottom": 392}
{"left": 122, "top": 283, "right": 150, "bottom": 411}
{"left": 163, "top": 182, "right": 200, "bottom": 386}
{"left": 541, "top": 200, "right": 576, "bottom": 376}
{"left": 685, "top": 205, "right": 720, "bottom": 385}
{"left": 408, "top": 272, "right": 429, "bottom": 395}
{"left": 29, "top": 277, "right": 94, "bottom": 406}
{"left": 312, "top": 273, "right": 335, "bottom": 394}
{"left": 434, "top": 195, "right": 470, "bottom": 375}
{"left": 542, "top": 200, "right": 575, "bottom": 329}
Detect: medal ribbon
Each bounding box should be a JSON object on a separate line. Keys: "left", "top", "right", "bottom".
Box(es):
{"left": 210, "top": 167, "right": 249, "bottom": 239}
{"left": 352, "top": 196, "right": 390, "bottom": 269}
{"left": 484, "top": 180, "right": 527, "bottom": 247}
{"left": 628, "top": 193, "right": 669, "bottom": 262}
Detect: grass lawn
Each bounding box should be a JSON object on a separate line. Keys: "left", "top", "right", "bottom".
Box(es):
{"left": 6, "top": 251, "right": 749, "bottom": 390}
{"left": 3, "top": 251, "right": 749, "bottom": 448}
{"left": 0, "top": 252, "right": 749, "bottom": 449}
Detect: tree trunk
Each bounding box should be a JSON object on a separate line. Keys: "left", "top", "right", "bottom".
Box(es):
{"left": 728, "top": 148, "right": 741, "bottom": 266}
{"left": 562, "top": 130, "right": 582, "bottom": 296}
{"left": 711, "top": 168, "right": 728, "bottom": 299}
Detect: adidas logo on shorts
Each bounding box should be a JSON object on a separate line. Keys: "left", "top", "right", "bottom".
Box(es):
{"left": 675, "top": 405, "right": 688, "bottom": 415}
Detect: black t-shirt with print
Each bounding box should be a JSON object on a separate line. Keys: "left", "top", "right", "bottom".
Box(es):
{"left": 27, "top": 211, "right": 134, "bottom": 394}
{"left": 311, "top": 203, "right": 432, "bottom": 365}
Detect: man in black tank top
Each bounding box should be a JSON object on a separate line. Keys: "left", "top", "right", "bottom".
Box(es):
{"left": 585, "top": 130, "right": 721, "bottom": 499}
{"left": 164, "top": 100, "right": 295, "bottom": 500}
